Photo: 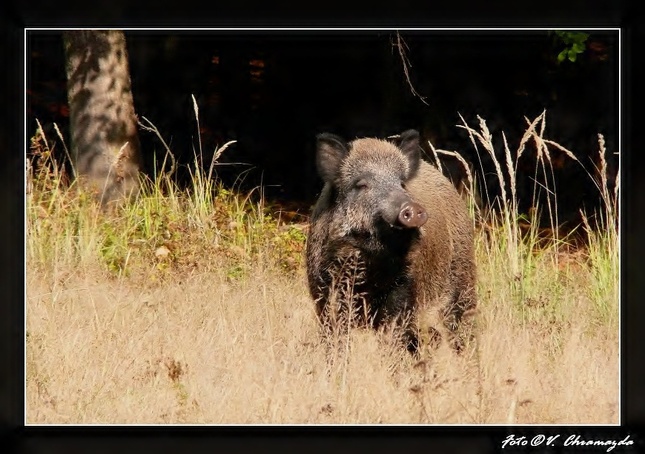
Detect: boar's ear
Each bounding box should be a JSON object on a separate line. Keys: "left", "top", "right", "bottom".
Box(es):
{"left": 316, "top": 133, "right": 349, "bottom": 183}
{"left": 394, "top": 129, "right": 422, "bottom": 178}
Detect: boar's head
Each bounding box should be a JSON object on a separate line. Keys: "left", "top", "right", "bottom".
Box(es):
{"left": 315, "top": 129, "right": 428, "bottom": 252}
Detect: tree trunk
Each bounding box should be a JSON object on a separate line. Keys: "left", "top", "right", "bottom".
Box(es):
{"left": 63, "top": 30, "right": 142, "bottom": 205}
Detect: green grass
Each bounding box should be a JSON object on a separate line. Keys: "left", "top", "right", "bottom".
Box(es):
{"left": 27, "top": 120, "right": 307, "bottom": 283}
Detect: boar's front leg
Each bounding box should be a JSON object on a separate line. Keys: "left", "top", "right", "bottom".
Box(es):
{"left": 380, "top": 276, "right": 419, "bottom": 354}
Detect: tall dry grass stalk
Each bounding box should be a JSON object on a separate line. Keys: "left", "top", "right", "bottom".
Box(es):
{"left": 452, "top": 111, "right": 618, "bottom": 278}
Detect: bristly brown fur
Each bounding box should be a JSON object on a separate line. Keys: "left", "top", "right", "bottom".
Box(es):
{"left": 306, "top": 131, "right": 477, "bottom": 354}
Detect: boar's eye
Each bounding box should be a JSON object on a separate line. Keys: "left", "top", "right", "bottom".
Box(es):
{"left": 355, "top": 179, "right": 369, "bottom": 190}
{"left": 401, "top": 182, "right": 407, "bottom": 190}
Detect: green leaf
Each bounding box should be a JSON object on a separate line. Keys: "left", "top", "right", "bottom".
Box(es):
{"left": 572, "top": 42, "right": 585, "bottom": 53}
{"left": 568, "top": 50, "right": 578, "bottom": 62}
{"left": 557, "top": 50, "right": 567, "bottom": 63}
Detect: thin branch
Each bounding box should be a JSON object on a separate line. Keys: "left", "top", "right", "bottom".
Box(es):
{"left": 392, "top": 32, "right": 428, "bottom": 106}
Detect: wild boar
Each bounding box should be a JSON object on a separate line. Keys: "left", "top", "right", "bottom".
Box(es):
{"left": 306, "top": 129, "right": 477, "bottom": 353}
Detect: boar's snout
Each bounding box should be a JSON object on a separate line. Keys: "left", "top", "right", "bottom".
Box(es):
{"left": 397, "top": 201, "right": 428, "bottom": 228}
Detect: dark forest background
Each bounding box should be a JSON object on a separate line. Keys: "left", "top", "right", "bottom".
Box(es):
{"left": 26, "top": 30, "right": 619, "bottom": 227}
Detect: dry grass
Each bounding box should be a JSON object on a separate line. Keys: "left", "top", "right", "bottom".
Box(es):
{"left": 26, "top": 259, "right": 618, "bottom": 425}
{"left": 25, "top": 258, "right": 618, "bottom": 425}
{"left": 26, "top": 113, "right": 619, "bottom": 425}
